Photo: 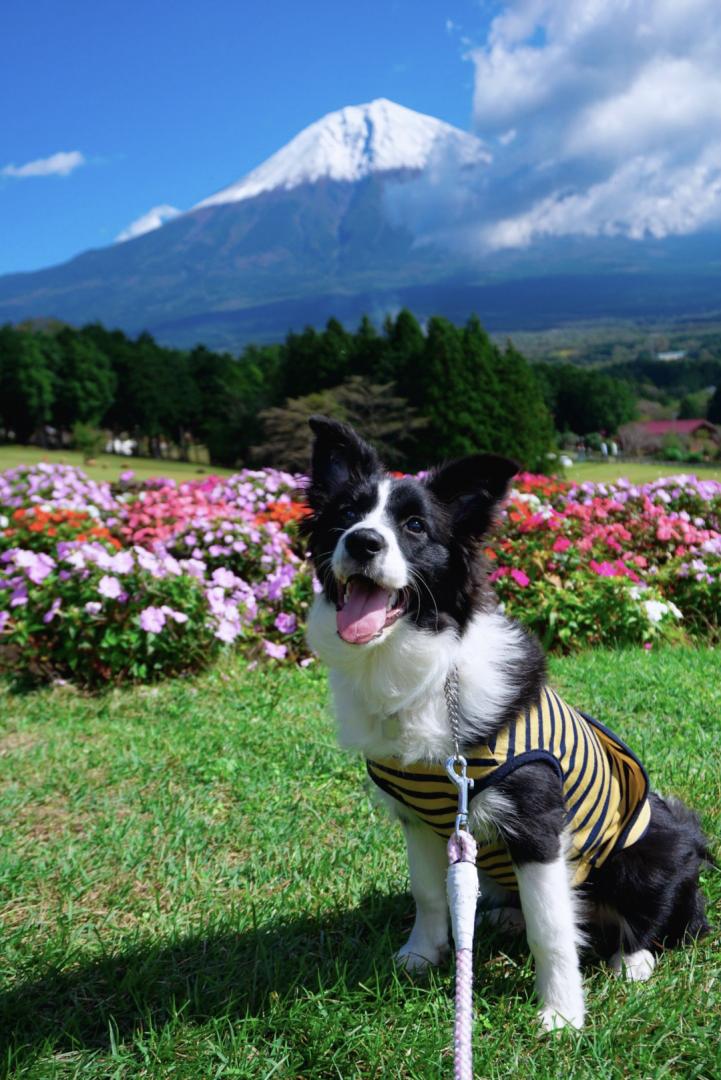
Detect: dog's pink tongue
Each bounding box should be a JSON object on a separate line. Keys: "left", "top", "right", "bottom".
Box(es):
{"left": 337, "top": 581, "right": 390, "bottom": 644}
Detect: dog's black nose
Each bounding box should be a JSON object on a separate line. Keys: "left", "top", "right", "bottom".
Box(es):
{"left": 344, "top": 528, "right": 386, "bottom": 560}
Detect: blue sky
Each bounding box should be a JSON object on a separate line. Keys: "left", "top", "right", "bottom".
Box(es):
{"left": 3, "top": 1, "right": 721, "bottom": 275}
{"left": 0, "top": 0, "right": 497, "bottom": 275}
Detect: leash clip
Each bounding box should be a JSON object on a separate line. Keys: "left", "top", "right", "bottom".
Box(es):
{"left": 445, "top": 755, "right": 474, "bottom": 834}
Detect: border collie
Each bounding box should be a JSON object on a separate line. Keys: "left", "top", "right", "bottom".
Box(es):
{"left": 303, "top": 416, "right": 710, "bottom": 1032}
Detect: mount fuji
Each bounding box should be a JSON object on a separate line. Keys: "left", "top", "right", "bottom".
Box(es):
{"left": 1, "top": 98, "right": 720, "bottom": 349}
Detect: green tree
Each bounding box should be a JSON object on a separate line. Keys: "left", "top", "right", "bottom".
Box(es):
{"left": 53, "top": 328, "right": 116, "bottom": 428}
{"left": 493, "top": 343, "right": 555, "bottom": 468}
{"left": 708, "top": 384, "right": 721, "bottom": 425}
{"left": 0, "top": 326, "right": 55, "bottom": 442}
{"left": 378, "top": 308, "right": 425, "bottom": 391}
{"left": 252, "top": 376, "right": 426, "bottom": 472}
{"left": 536, "top": 363, "right": 637, "bottom": 435}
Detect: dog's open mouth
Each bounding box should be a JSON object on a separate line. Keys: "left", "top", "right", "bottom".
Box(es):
{"left": 336, "top": 575, "right": 407, "bottom": 644}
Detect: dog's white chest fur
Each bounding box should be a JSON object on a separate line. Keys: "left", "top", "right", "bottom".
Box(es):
{"left": 307, "top": 597, "right": 529, "bottom": 764}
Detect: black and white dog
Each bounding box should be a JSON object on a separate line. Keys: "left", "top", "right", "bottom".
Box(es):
{"left": 303, "top": 416, "right": 710, "bottom": 1032}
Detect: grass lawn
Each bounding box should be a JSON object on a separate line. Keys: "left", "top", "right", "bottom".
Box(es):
{"left": 0, "top": 445, "right": 236, "bottom": 484}
{"left": 4, "top": 445, "right": 721, "bottom": 489}
{"left": 565, "top": 460, "right": 721, "bottom": 484}
{"left": 1, "top": 649, "right": 719, "bottom": 1079}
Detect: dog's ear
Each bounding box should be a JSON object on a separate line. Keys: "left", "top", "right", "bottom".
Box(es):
{"left": 426, "top": 454, "right": 518, "bottom": 538}
{"left": 307, "top": 415, "right": 381, "bottom": 507}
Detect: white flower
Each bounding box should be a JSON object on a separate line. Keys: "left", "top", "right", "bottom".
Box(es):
{"left": 643, "top": 599, "right": 667, "bottom": 625}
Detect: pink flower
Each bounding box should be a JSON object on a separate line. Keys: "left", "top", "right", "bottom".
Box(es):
{"left": 589, "top": 560, "right": 618, "bottom": 577}
{"left": 510, "top": 569, "right": 530, "bottom": 587}
{"left": 85, "top": 602, "right": 102, "bottom": 615}
{"left": 489, "top": 567, "right": 510, "bottom": 582}
{"left": 552, "top": 536, "right": 571, "bottom": 553}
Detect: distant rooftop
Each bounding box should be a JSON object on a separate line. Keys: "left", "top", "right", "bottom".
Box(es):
{"left": 637, "top": 419, "right": 715, "bottom": 435}
{"left": 656, "top": 350, "right": 687, "bottom": 361}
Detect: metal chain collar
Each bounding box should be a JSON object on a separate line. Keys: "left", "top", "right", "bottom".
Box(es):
{"left": 444, "top": 666, "right": 474, "bottom": 833}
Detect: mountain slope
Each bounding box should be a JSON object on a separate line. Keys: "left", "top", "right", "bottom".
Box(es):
{"left": 1, "top": 98, "right": 720, "bottom": 349}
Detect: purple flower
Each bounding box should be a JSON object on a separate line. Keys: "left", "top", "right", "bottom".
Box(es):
{"left": 263, "top": 639, "right": 287, "bottom": 660}
{"left": 85, "top": 601, "right": 102, "bottom": 615}
{"left": 274, "top": 612, "right": 297, "bottom": 635}
{"left": 43, "top": 597, "right": 62, "bottom": 624}
{"left": 211, "top": 567, "right": 239, "bottom": 589}
{"left": 215, "top": 620, "right": 239, "bottom": 643}
{"left": 10, "top": 586, "right": 28, "bottom": 607}
{"left": 139, "top": 607, "right": 166, "bottom": 633}
{"left": 16, "top": 551, "right": 55, "bottom": 584}
{"left": 98, "top": 575, "right": 123, "bottom": 599}
{"left": 160, "top": 605, "right": 189, "bottom": 624}
{"left": 0, "top": 611, "right": 9, "bottom": 634}
{"left": 111, "top": 551, "right": 134, "bottom": 574}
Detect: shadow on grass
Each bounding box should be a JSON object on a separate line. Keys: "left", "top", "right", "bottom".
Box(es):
{"left": 0, "top": 891, "right": 529, "bottom": 1067}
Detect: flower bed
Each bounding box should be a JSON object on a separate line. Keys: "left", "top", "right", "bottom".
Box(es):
{"left": 1, "top": 463, "right": 719, "bottom": 685}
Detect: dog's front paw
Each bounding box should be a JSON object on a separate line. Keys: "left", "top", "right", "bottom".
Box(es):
{"left": 538, "top": 1003, "right": 585, "bottom": 1032}
{"left": 609, "top": 948, "right": 656, "bottom": 982}
{"left": 395, "top": 939, "right": 448, "bottom": 973}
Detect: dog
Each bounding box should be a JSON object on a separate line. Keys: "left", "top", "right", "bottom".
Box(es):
{"left": 303, "top": 415, "right": 710, "bottom": 1031}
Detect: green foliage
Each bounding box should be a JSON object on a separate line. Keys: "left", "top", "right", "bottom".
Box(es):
{"left": 0, "top": 326, "right": 55, "bottom": 440}
{"left": 535, "top": 362, "right": 637, "bottom": 435}
{"left": 253, "top": 376, "right": 426, "bottom": 471}
{"left": 406, "top": 317, "right": 553, "bottom": 468}
{"left": 678, "top": 390, "right": 711, "bottom": 420}
{"left": 53, "top": 327, "right": 116, "bottom": 427}
{"left": 0, "top": 557, "right": 219, "bottom": 688}
{"left": 71, "top": 422, "right": 104, "bottom": 463}
{"left": 0, "top": 312, "right": 580, "bottom": 471}
{"left": 708, "top": 383, "right": 721, "bottom": 424}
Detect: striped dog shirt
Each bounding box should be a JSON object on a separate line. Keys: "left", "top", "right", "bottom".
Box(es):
{"left": 366, "top": 686, "right": 651, "bottom": 890}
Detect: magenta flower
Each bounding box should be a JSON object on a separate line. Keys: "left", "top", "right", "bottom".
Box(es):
{"left": 510, "top": 569, "right": 530, "bottom": 587}
{"left": 139, "top": 607, "right": 166, "bottom": 633}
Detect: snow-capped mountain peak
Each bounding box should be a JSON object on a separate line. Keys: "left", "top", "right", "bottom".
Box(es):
{"left": 195, "top": 98, "right": 489, "bottom": 209}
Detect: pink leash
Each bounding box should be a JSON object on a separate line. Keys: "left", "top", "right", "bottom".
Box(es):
{"left": 446, "top": 756, "right": 479, "bottom": 1080}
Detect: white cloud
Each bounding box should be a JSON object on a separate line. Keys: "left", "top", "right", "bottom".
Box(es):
{"left": 392, "top": 0, "right": 721, "bottom": 252}
{"left": 463, "top": 0, "right": 721, "bottom": 247}
{"left": 116, "top": 204, "right": 181, "bottom": 243}
{"left": 1, "top": 150, "right": 85, "bottom": 178}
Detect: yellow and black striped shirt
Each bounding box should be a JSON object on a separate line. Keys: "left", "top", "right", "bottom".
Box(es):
{"left": 367, "top": 686, "right": 651, "bottom": 890}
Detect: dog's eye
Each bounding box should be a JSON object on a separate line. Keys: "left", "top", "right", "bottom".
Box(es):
{"left": 404, "top": 517, "right": 425, "bottom": 535}
{"left": 339, "top": 505, "right": 357, "bottom": 526}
